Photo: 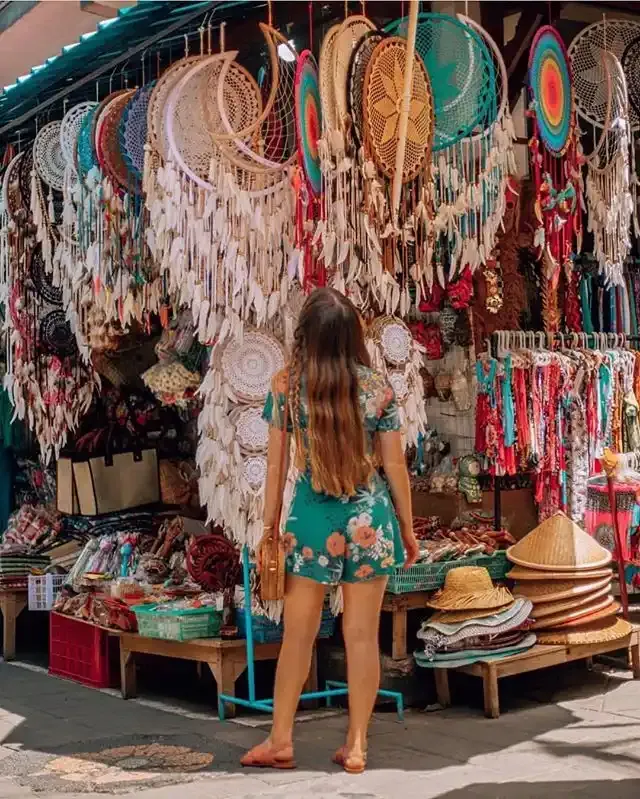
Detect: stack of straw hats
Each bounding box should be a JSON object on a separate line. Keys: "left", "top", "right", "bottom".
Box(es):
{"left": 507, "top": 512, "right": 632, "bottom": 644}
{"left": 414, "top": 566, "right": 536, "bottom": 668}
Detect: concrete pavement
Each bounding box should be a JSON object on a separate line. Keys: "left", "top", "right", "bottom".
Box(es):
{"left": 0, "top": 658, "right": 640, "bottom": 797}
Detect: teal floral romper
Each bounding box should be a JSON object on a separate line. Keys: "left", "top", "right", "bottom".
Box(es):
{"left": 262, "top": 365, "right": 405, "bottom": 585}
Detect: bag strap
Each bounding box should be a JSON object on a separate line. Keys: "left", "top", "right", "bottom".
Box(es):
{"left": 269, "top": 386, "right": 290, "bottom": 544}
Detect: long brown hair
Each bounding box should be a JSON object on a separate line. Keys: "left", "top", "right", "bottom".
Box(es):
{"left": 288, "top": 288, "right": 374, "bottom": 497}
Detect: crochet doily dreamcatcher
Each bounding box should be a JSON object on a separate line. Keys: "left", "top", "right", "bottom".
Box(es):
{"left": 33, "top": 122, "right": 65, "bottom": 192}
{"left": 231, "top": 405, "right": 270, "bottom": 454}
{"left": 220, "top": 330, "right": 285, "bottom": 403}
{"left": 528, "top": 25, "right": 583, "bottom": 332}
{"left": 197, "top": 331, "right": 286, "bottom": 550}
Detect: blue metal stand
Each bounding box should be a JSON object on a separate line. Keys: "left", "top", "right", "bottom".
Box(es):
{"left": 217, "top": 546, "right": 404, "bottom": 721}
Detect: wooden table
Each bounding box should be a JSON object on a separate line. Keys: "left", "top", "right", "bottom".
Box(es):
{"left": 382, "top": 591, "right": 432, "bottom": 660}
{"left": 119, "top": 633, "right": 318, "bottom": 718}
{"left": 0, "top": 590, "right": 28, "bottom": 661}
{"left": 433, "top": 626, "right": 640, "bottom": 719}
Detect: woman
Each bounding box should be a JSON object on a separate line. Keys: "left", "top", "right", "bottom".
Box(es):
{"left": 241, "top": 288, "right": 418, "bottom": 774}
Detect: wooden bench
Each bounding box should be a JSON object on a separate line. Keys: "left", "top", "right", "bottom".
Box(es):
{"left": 0, "top": 590, "right": 28, "bottom": 661}
{"left": 433, "top": 626, "right": 640, "bottom": 719}
{"left": 382, "top": 591, "right": 432, "bottom": 660}
{"left": 119, "top": 633, "right": 318, "bottom": 717}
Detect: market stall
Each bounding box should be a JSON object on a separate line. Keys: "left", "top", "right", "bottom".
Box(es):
{"left": 1, "top": 0, "right": 640, "bottom": 721}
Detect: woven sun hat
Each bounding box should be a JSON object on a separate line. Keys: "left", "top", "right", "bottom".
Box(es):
{"left": 507, "top": 512, "right": 612, "bottom": 572}
{"left": 514, "top": 574, "right": 612, "bottom": 604}
{"left": 537, "top": 617, "right": 632, "bottom": 646}
{"left": 427, "top": 566, "right": 513, "bottom": 611}
{"left": 531, "top": 584, "right": 612, "bottom": 619}
{"left": 430, "top": 601, "right": 515, "bottom": 624}
{"left": 531, "top": 597, "right": 618, "bottom": 630}
{"left": 507, "top": 564, "right": 614, "bottom": 581}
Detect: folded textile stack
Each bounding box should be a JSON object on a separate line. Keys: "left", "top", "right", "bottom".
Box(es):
{"left": 0, "top": 553, "right": 50, "bottom": 590}
{"left": 507, "top": 512, "right": 632, "bottom": 644}
{"left": 414, "top": 566, "right": 535, "bottom": 667}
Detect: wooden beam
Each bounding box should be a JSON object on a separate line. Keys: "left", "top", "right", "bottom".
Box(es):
{"left": 503, "top": 7, "right": 545, "bottom": 110}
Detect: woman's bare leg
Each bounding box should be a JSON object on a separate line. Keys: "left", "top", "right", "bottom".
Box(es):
{"left": 242, "top": 574, "right": 325, "bottom": 765}
{"left": 270, "top": 574, "right": 325, "bottom": 745}
{"left": 341, "top": 577, "right": 387, "bottom": 762}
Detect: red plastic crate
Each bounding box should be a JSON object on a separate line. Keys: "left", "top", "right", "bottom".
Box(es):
{"left": 49, "top": 612, "right": 116, "bottom": 689}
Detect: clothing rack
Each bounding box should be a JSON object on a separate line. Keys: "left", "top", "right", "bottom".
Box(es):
{"left": 487, "top": 331, "right": 640, "bottom": 532}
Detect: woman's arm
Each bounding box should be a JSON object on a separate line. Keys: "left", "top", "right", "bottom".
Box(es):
{"left": 262, "top": 426, "right": 290, "bottom": 531}
{"left": 379, "top": 430, "right": 418, "bottom": 568}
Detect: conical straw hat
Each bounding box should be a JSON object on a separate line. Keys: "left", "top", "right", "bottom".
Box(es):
{"left": 537, "top": 617, "right": 632, "bottom": 645}
{"left": 427, "top": 566, "right": 513, "bottom": 611}
{"left": 507, "top": 512, "right": 612, "bottom": 572}
{"left": 514, "top": 575, "right": 612, "bottom": 604}
{"left": 430, "top": 601, "right": 515, "bottom": 624}
{"left": 531, "top": 584, "right": 612, "bottom": 618}
{"left": 507, "top": 564, "right": 613, "bottom": 581}
{"left": 532, "top": 597, "right": 617, "bottom": 630}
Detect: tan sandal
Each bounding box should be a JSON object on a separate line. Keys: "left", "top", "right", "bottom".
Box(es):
{"left": 241, "top": 742, "right": 296, "bottom": 770}
{"left": 333, "top": 745, "right": 367, "bottom": 775}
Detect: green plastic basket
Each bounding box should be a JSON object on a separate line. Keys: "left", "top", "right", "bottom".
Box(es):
{"left": 386, "top": 551, "right": 510, "bottom": 595}
{"left": 132, "top": 603, "right": 222, "bottom": 641}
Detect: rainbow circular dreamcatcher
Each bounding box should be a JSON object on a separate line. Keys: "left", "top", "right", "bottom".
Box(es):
{"left": 295, "top": 51, "right": 322, "bottom": 198}
{"left": 530, "top": 28, "right": 573, "bottom": 155}
{"left": 528, "top": 25, "right": 582, "bottom": 333}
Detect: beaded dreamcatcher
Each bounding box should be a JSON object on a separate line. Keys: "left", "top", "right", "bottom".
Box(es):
{"left": 528, "top": 26, "right": 583, "bottom": 332}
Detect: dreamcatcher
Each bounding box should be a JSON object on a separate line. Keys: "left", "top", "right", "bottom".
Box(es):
{"left": 293, "top": 50, "right": 323, "bottom": 288}
{"left": 316, "top": 15, "right": 383, "bottom": 311}
{"left": 366, "top": 316, "right": 428, "bottom": 447}
{"left": 570, "top": 21, "right": 636, "bottom": 287}
{"left": 197, "top": 330, "right": 285, "bottom": 549}
{"left": 528, "top": 25, "right": 583, "bottom": 333}
{"left": 389, "top": 13, "right": 510, "bottom": 284}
